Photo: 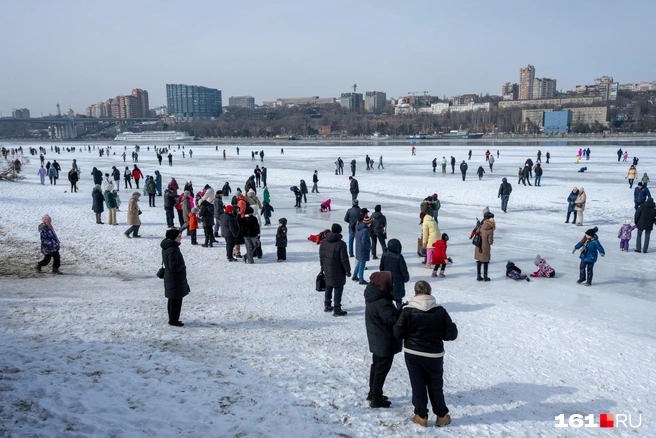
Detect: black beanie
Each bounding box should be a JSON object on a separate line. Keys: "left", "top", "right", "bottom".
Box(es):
{"left": 374, "top": 204, "right": 381, "bottom": 212}
{"left": 585, "top": 227, "right": 598, "bottom": 237}
{"left": 331, "top": 223, "right": 342, "bottom": 234}
{"left": 166, "top": 229, "right": 180, "bottom": 240}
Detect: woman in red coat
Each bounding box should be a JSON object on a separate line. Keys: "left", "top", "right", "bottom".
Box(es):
{"left": 431, "top": 234, "right": 449, "bottom": 277}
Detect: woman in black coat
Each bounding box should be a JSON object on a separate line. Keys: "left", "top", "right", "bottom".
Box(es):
{"left": 161, "top": 229, "right": 189, "bottom": 326}
{"left": 379, "top": 239, "right": 410, "bottom": 307}
{"left": 364, "top": 271, "right": 401, "bottom": 408}
{"left": 92, "top": 184, "right": 105, "bottom": 224}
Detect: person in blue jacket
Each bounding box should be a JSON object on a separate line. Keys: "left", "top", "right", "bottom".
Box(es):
{"left": 573, "top": 227, "right": 605, "bottom": 286}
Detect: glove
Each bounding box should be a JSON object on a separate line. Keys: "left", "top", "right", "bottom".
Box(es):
{"left": 572, "top": 248, "right": 576, "bottom": 254}
{"left": 346, "top": 272, "right": 351, "bottom": 277}
{"left": 498, "top": 195, "right": 500, "bottom": 198}
{"left": 600, "top": 253, "right": 605, "bottom": 257}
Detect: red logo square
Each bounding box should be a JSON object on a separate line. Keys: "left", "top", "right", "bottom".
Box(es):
{"left": 600, "top": 413, "right": 614, "bottom": 428}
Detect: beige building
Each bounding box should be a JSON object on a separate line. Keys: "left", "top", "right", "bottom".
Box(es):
{"left": 498, "top": 96, "right": 602, "bottom": 109}
{"left": 570, "top": 106, "right": 608, "bottom": 127}
{"left": 522, "top": 109, "right": 552, "bottom": 127}
{"left": 533, "top": 78, "right": 557, "bottom": 99}
{"left": 519, "top": 64, "right": 535, "bottom": 100}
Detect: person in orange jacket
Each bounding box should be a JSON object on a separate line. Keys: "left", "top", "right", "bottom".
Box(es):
{"left": 188, "top": 207, "right": 199, "bottom": 245}
{"left": 237, "top": 194, "right": 247, "bottom": 218}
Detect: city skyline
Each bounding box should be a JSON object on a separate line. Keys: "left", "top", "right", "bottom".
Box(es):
{"left": 2, "top": 0, "right": 655, "bottom": 115}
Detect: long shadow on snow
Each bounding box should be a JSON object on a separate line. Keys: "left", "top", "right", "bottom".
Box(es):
{"left": 449, "top": 382, "right": 616, "bottom": 426}
{"left": 441, "top": 302, "right": 495, "bottom": 313}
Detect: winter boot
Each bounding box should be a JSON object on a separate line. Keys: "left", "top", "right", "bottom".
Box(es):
{"left": 333, "top": 310, "right": 347, "bottom": 317}
{"left": 35, "top": 263, "right": 42, "bottom": 272}
{"left": 431, "top": 271, "right": 437, "bottom": 277}
{"left": 476, "top": 275, "right": 483, "bottom": 281}
{"left": 412, "top": 414, "right": 428, "bottom": 427}
{"left": 324, "top": 305, "right": 333, "bottom": 312}
{"left": 369, "top": 398, "right": 391, "bottom": 408}
{"left": 52, "top": 269, "right": 62, "bottom": 275}
{"left": 436, "top": 414, "right": 452, "bottom": 427}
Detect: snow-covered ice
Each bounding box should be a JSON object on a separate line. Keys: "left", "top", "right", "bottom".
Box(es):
{"left": 1, "top": 139, "right": 654, "bottom": 437}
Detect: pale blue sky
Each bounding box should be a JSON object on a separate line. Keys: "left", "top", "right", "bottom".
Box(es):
{"left": 1, "top": 0, "right": 654, "bottom": 116}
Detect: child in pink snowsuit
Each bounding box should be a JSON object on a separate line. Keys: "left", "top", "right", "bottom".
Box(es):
{"left": 530, "top": 255, "right": 556, "bottom": 278}
{"left": 618, "top": 220, "right": 636, "bottom": 251}
{"left": 320, "top": 199, "right": 331, "bottom": 212}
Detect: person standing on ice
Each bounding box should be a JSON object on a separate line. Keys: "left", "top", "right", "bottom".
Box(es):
{"left": 498, "top": 177, "right": 512, "bottom": 213}
{"left": 474, "top": 211, "right": 495, "bottom": 281}
{"left": 573, "top": 227, "right": 605, "bottom": 286}
{"left": 573, "top": 187, "right": 587, "bottom": 226}
{"left": 634, "top": 197, "right": 655, "bottom": 253}
{"left": 393, "top": 280, "right": 458, "bottom": 428}
{"left": 35, "top": 214, "right": 62, "bottom": 274}
{"left": 459, "top": 160, "right": 468, "bottom": 181}
{"left": 364, "top": 270, "right": 401, "bottom": 408}
{"left": 161, "top": 228, "right": 189, "bottom": 327}
{"left": 319, "top": 223, "right": 351, "bottom": 316}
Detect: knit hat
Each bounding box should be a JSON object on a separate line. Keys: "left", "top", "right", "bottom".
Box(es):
{"left": 585, "top": 227, "right": 598, "bottom": 237}
{"left": 624, "top": 219, "right": 632, "bottom": 225}
{"left": 331, "top": 223, "right": 342, "bottom": 234}
{"left": 534, "top": 255, "right": 542, "bottom": 266}
{"left": 42, "top": 214, "right": 52, "bottom": 223}
{"left": 166, "top": 229, "right": 180, "bottom": 240}
{"left": 374, "top": 204, "right": 381, "bottom": 212}
{"left": 248, "top": 189, "right": 255, "bottom": 194}
{"left": 245, "top": 206, "right": 254, "bottom": 215}
{"left": 132, "top": 192, "right": 141, "bottom": 197}
{"left": 225, "top": 205, "right": 234, "bottom": 213}
{"left": 483, "top": 212, "right": 494, "bottom": 219}
{"left": 352, "top": 199, "right": 359, "bottom": 206}
{"left": 637, "top": 182, "right": 643, "bottom": 187}
{"left": 363, "top": 216, "right": 372, "bottom": 226}
{"left": 191, "top": 207, "right": 198, "bottom": 214}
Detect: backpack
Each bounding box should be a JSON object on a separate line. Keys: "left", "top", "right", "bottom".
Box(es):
{"left": 472, "top": 232, "right": 482, "bottom": 248}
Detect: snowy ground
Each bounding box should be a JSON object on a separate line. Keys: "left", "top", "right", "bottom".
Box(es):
{"left": 1, "top": 139, "right": 654, "bottom": 437}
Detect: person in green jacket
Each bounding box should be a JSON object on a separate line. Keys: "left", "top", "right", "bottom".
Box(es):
{"left": 104, "top": 186, "right": 119, "bottom": 225}
{"left": 642, "top": 173, "right": 650, "bottom": 186}
{"left": 263, "top": 186, "right": 271, "bottom": 203}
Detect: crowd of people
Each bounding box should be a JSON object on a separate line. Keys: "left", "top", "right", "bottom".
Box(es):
{"left": 22, "top": 142, "right": 656, "bottom": 428}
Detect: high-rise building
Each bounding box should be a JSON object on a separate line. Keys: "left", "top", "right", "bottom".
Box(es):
{"left": 519, "top": 65, "right": 535, "bottom": 100}
{"left": 533, "top": 78, "right": 557, "bottom": 99}
{"left": 501, "top": 82, "right": 519, "bottom": 100}
{"left": 228, "top": 96, "right": 255, "bottom": 109}
{"left": 338, "top": 93, "right": 363, "bottom": 111}
{"left": 131, "top": 89, "right": 150, "bottom": 118}
{"left": 166, "top": 84, "right": 222, "bottom": 118}
{"left": 595, "top": 76, "right": 618, "bottom": 101}
{"left": 12, "top": 108, "right": 30, "bottom": 119}
{"left": 364, "top": 91, "right": 387, "bottom": 113}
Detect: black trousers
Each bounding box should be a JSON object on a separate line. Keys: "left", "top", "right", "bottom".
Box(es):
{"left": 38, "top": 251, "right": 61, "bottom": 269}
{"left": 203, "top": 226, "right": 213, "bottom": 246}
{"left": 149, "top": 193, "right": 156, "bottom": 207}
{"left": 566, "top": 211, "right": 577, "bottom": 223}
{"left": 167, "top": 298, "right": 183, "bottom": 324}
{"left": 405, "top": 353, "right": 448, "bottom": 418}
{"left": 165, "top": 207, "right": 175, "bottom": 227}
{"left": 135, "top": 179, "right": 140, "bottom": 189}
{"left": 225, "top": 236, "right": 236, "bottom": 260}
{"left": 476, "top": 261, "right": 489, "bottom": 277}
{"left": 369, "top": 354, "right": 394, "bottom": 398}
{"left": 125, "top": 179, "right": 132, "bottom": 189}
{"left": 189, "top": 229, "right": 197, "bottom": 244}
{"left": 579, "top": 261, "right": 594, "bottom": 284}
{"left": 277, "top": 246, "right": 286, "bottom": 260}
{"left": 371, "top": 231, "right": 387, "bottom": 257}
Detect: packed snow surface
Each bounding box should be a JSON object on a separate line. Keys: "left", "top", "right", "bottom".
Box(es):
{"left": 1, "top": 139, "right": 654, "bottom": 437}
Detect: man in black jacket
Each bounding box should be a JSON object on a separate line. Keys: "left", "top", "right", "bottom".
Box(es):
{"left": 220, "top": 205, "right": 239, "bottom": 261}
{"left": 344, "top": 200, "right": 361, "bottom": 257}
{"left": 634, "top": 198, "right": 655, "bottom": 253}
{"left": 450, "top": 156, "right": 456, "bottom": 174}
{"left": 351, "top": 159, "right": 357, "bottom": 177}
{"left": 245, "top": 175, "right": 257, "bottom": 195}
{"left": 459, "top": 161, "right": 468, "bottom": 181}
{"left": 312, "top": 170, "right": 319, "bottom": 193}
{"left": 379, "top": 239, "right": 410, "bottom": 308}
{"left": 370, "top": 204, "right": 387, "bottom": 258}
{"left": 394, "top": 280, "right": 458, "bottom": 428}
{"left": 319, "top": 224, "right": 351, "bottom": 316}
{"left": 349, "top": 176, "right": 359, "bottom": 201}
{"left": 498, "top": 177, "right": 512, "bottom": 212}
{"left": 364, "top": 271, "right": 401, "bottom": 408}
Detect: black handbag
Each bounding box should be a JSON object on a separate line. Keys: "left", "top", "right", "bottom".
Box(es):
{"left": 156, "top": 262, "right": 165, "bottom": 279}
{"left": 315, "top": 270, "right": 326, "bottom": 292}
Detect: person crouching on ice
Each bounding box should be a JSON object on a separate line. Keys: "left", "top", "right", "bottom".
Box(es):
{"left": 320, "top": 199, "right": 332, "bottom": 212}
